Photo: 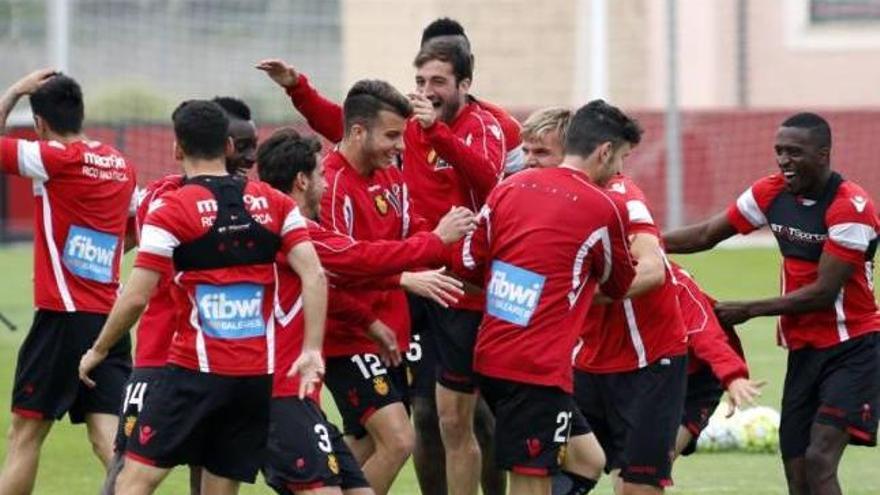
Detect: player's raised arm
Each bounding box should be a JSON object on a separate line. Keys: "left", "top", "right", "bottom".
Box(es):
{"left": 0, "top": 68, "right": 56, "bottom": 135}
{"left": 663, "top": 211, "right": 738, "bottom": 254}
{"left": 256, "top": 58, "right": 344, "bottom": 143}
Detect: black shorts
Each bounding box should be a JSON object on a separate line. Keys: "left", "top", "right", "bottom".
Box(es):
{"left": 113, "top": 367, "right": 166, "bottom": 453}
{"left": 406, "top": 294, "right": 439, "bottom": 399}
{"left": 264, "top": 397, "right": 369, "bottom": 494}
{"left": 780, "top": 332, "right": 880, "bottom": 460}
{"left": 431, "top": 304, "right": 482, "bottom": 393}
{"left": 12, "top": 309, "right": 131, "bottom": 423}
{"left": 478, "top": 374, "right": 586, "bottom": 476}
{"left": 125, "top": 366, "right": 272, "bottom": 483}
{"left": 324, "top": 353, "right": 406, "bottom": 439}
{"left": 574, "top": 355, "right": 687, "bottom": 488}
{"left": 680, "top": 367, "right": 724, "bottom": 456}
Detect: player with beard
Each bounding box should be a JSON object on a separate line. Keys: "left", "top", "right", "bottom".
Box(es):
{"left": 259, "top": 40, "right": 505, "bottom": 495}
{"left": 257, "top": 128, "right": 478, "bottom": 495}
{"left": 447, "top": 100, "right": 637, "bottom": 495}
{"left": 664, "top": 113, "right": 880, "bottom": 495}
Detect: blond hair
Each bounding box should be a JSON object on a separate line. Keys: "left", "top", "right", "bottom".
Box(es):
{"left": 521, "top": 107, "right": 572, "bottom": 143}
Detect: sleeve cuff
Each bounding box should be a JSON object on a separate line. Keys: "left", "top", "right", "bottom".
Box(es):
{"left": 824, "top": 241, "right": 866, "bottom": 266}
{"left": 726, "top": 206, "right": 757, "bottom": 235}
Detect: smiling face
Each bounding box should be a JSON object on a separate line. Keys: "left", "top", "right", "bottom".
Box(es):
{"left": 226, "top": 118, "right": 258, "bottom": 174}
{"left": 775, "top": 126, "right": 829, "bottom": 196}
{"left": 415, "top": 59, "right": 469, "bottom": 124}
{"left": 360, "top": 110, "right": 406, "bottom": 171}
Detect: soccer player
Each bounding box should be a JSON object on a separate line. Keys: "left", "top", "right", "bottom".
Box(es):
{"left": 100, "top": 95, "right": 263, "bottom": 495}
{"left": 78, "top": 100, "right": 327, "bottom": 495}
{"left": 663, "top": 112, "right": 880, "bottom": 495}
{"left": 257, "top": 127, "right": 476, "bottom": 495}
{"left": 521, "top": 107, "right": 572, "bottom": 170}
{"left": 0, "top": 69, "right": 137, "bottom": 495}
{"left": 447, "top": 99, "right": 637, "bottom": 495}
{"left": 669, "top": 263, "right": 764, "bottom": 457}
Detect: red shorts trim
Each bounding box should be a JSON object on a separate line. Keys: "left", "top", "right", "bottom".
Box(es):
{"left": 12, "top": 407, "right": 45, "bottom": 420}
{"left": 359, "top": 406, "right": 377, "bottom": 425}
{"left": 125, "top": 451, "right": 158, "bottom": 467}
{"left": 847, "top": 426, "right": 873, "bottom": 442}
{"left": 511, "top": 465, "right": 549, "bottom": 477}
{"left": 287, "top": 480, "right": 326, "bottom": 491}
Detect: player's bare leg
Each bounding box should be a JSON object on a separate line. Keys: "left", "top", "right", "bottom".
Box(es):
{"left": 474, "top": 397, "right": 506, "bottom": 494}
{"left": 436, "top": 384, "right": 481, "bottom": 495}
{"left": 0, "top": 414, "right": 52, "bottom": 495}
{"left": 411, "top": 395, "right": 447, "bottom": 495}
{"left": 804, "top": 423, "right": 848, "bottom": 495}
{"left": 115, "top": 458, "right": 171, "bottom": 495}
{"left": 199, "top": 469, "right": 239, "bottom": 495}
{"left": 673, "top": 427, "right": 693, "bottom": 458}
{"left": 559, "top": 432, "right": 604, "bottom": 493}
{"left": 345, "top": 434, "right": 376, "bottom": 465}
{"left": 86, "top": 412, "right": 119, "bottom": 467}
{"left": 359, "top": 403, "right": 414, "bottom": 494}
{"left": 100, "top": 452, "right": 125, "bottom": 495}
{"left": 509, "top": 472, "right": 550, "bottom": 495}
{"left": 188, "top": 465, "right": 202, "bottom": 495}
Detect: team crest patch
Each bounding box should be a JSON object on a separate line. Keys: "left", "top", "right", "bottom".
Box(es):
{"left": 327, "top": 453, "right": 340, "bottom": 475}
{"left": 124, "top": 415, "right": 137, "bottom": 437}
{"left": 374, "top": 194, "right": 389, "bottom": 215}
{"left": 557, "top": 444, "right": 567, "bottom": 466}
{"left": 373, "top": 376, "right": 389, "bottom": 396}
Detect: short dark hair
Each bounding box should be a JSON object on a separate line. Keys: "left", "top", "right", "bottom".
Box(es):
{"left": 171, "top": 100, "right": 230, "bottom": 160}
{"left": 781, "top": 112, "right": 831, "bottom": 149}
{"left": 414, "top": 38, "right": 473, "bottom": 83}
{"left": 256, "top": 128, "right": 322, "bottom": 194}
{"left": 420, "top": 17, "right": 470, "bottom": 49}
{"left": 29, "top": 74, "right": 84, "bottom": 135}
{"left": 212, "top": 96, "right": 252, "bottom": 121}
{"left": 564, "top": 100, "right": 643, "bottom": 158}
{"left": 343, "top": 80, "right": 412, "bottom": 135}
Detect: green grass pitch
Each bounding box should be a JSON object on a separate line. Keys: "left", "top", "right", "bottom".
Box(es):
{"left": 0, "top": 245, "right": 877, "bottom": 494}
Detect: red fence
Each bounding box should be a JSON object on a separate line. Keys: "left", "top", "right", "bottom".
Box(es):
{"left": 4, "top": 110, "right": 880, "bottom": 239}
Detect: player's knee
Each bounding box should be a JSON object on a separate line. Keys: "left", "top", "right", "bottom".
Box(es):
{"left": 437, "top": 409, "right": 474, "bottom": 447}
{"left": 378, "top": 425, "right": 415, "bottom": 462}
{"left": 411, "top": 400, "right": 440, "bottom": 438}
{"left": 6, "top": 416, "right": 48, "bottom": 451}
{"left": 803, "top": 446, "right": 836, "bottom": 482}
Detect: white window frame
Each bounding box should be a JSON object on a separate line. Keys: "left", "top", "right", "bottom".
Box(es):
{"left": 784, "top": 0, "right": 880, "bottom": 50}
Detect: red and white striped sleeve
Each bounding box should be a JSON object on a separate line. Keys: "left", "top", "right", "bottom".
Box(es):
{"left": 0, "top": 138, "right": 66, "bottom": 180}
{"left": 725, "top": 175, "right": 785, "bottom": 234}
{"left": 824, "top": 183, "right": 879, "bottom": 265}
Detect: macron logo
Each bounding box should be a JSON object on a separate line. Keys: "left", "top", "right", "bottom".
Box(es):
{"left": 851, "top": 196, "right": 867, "bottom": 213}
{"left": 489, "top": 125, "right": 502, "bottom": 141}
{"left": 147, "top": 199, "right": 165, "bottom": 214}
{"left": 67, "top": 235, "right": 115, "bottom": 266}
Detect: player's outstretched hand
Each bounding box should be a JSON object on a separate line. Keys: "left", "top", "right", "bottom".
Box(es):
{"left": 434, "top": 206, "right": 477, "bottom": 244}
{"left": 724, "top": 377, "right": 767, "bottom": 417}
{"left": 255, "top": 59, "right": 300, "bottom": 89}
{"left": 367, "top": 320, "right": 402, "bottom": 367}
{"left": 289, "top": 348, "right": 325, "bottom": 399}
{"left": 714, "top": 301, "right": 752, "bottom": 327}
{"left": 401, "top": 269, "right": 464, "bottom": 308}
{"left": 407, "top": 92, "right": 436, "bottom": 129}
{"left": 78, "top": 347, "right": 108, "bottom": 388}
{"left": 11, "top": 68, "right": 57, "bottom": 96}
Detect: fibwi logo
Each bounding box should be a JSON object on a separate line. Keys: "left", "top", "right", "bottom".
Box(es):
{"left": 486, "top": 260, "right": 545, "bottom": 326}
{"left": 195, "top": 283, "right": 266, "bottom": 339}
{"left": 62, "top": 225, "right": 118, "bottom": 283}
